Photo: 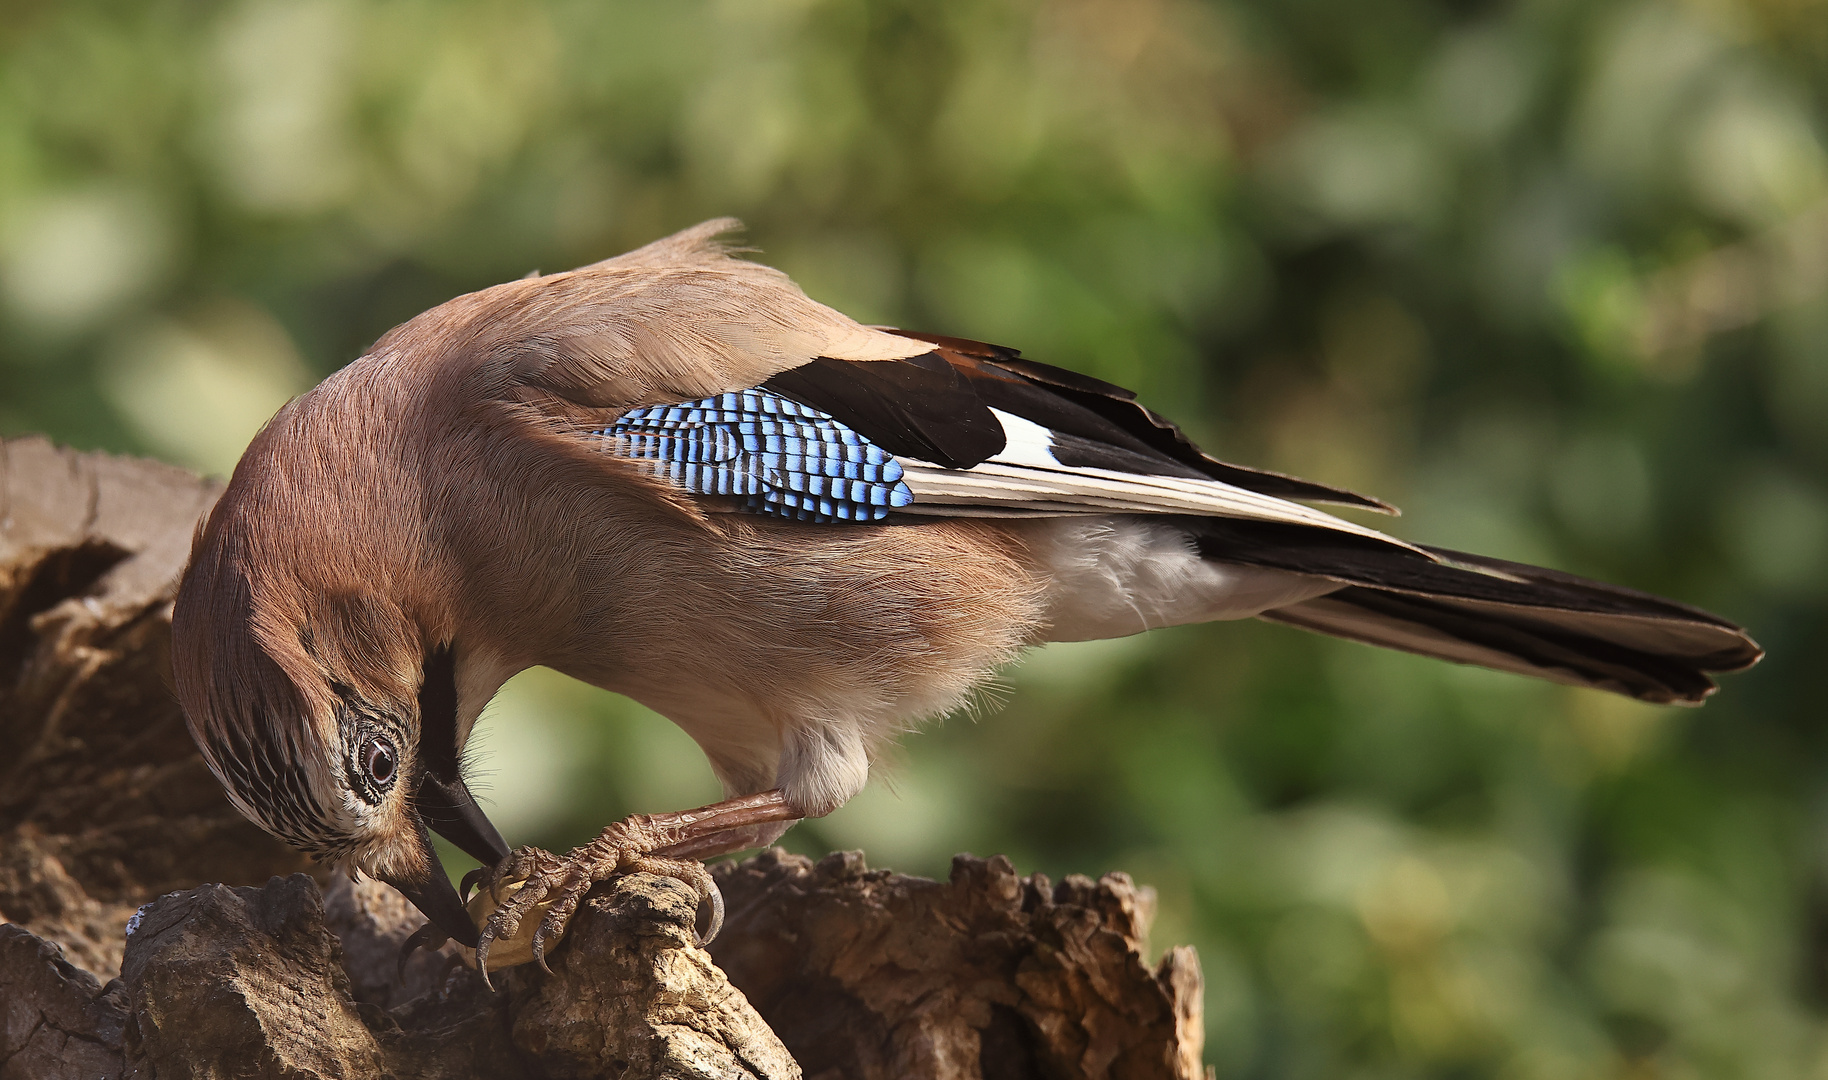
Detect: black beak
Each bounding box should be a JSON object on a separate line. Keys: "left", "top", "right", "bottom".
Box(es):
{"left": 415, "top": 771, "right": 511, "bottom": 867}
{"left": 384, "top": 819, "right": 482, "bottom": 947}
{"left": 385, "top": 771, "right": 510, "bottom": 948}
{"left": 391, "top": 645, "right": 510, "bottom": 951}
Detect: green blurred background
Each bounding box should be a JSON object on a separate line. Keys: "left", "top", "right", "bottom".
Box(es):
{"left": 4, "top": 0, "right": 1825, "bottom": 1074}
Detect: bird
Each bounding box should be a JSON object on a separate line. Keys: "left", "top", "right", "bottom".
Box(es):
{"left": 170, "top": 218, "right": 1762, "bottom": 976}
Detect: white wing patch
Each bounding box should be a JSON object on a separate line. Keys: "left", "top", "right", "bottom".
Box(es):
{"left": 896, "top": 409, "right": 1417, "bottom": 550}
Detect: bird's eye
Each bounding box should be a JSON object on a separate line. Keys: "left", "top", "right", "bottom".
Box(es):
{"left": 363, "top": 736, "right": 398, "bottom": 790}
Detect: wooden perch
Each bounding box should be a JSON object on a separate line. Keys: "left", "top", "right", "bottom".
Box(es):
{"left": 0, "top": 436, "right": 1209, "bottom": 1080}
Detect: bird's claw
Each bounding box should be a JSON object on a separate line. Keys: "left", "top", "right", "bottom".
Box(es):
{"left": 469, "top": 832, "right": 724, "bottom": 986}
{"left": 471, "top": 846, "right": 562, "bottom": 989}
{"left": 696, "top": 876, "right": 725, "bottom": 947}
{"left": 460, "top": 865, "right": 488, "bottom": 901}
{"left": 397, "top": 921, "right": 449, "bottom": 980}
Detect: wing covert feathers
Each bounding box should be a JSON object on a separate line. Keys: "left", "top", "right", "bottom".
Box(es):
{"left": 601, "top": 389, "right": 916, "bottom": 522}
{"left": 755, "top": 332, "right": 1410, "bottom": 545}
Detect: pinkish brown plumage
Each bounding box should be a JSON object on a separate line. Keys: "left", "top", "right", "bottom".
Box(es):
{"left": 172, "top": 219, "right": 1760, "bottom": 971}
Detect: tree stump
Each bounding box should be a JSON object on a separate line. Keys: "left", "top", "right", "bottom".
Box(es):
{"left": 0, "top": 436, "right": 1209, "bottom": 1080}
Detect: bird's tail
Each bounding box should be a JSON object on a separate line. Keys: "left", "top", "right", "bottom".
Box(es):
{"left": 1185, "top": 518, "right": 1762, "bottom": 705}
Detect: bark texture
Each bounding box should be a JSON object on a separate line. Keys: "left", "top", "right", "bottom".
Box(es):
{"left": 0, "top": 436, "right": 1209, "bottom": 1080}
{"left": 711, "top": 850, "right": 1205, "bottom": 1080}
{"left": 0, "top": 436, "right": 312, "bottom": 982}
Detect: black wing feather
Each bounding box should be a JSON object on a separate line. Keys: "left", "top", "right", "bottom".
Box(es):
{"left": 763, "top": 332, "right": 1393, "bottom": 510}
{"left": 893, "top": 332, "right": 1395, "bottom": 511}
{"left": 763, "top": 356, "right": 1005, "bottom": 470}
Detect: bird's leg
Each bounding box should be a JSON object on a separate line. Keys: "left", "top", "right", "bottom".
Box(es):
{"left": 474, "top": 789, "right": 803, "bottom": 979}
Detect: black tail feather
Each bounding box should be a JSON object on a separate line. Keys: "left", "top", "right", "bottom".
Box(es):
{"left": 1186, "top": 517, "right": 1762, "bottom": 705}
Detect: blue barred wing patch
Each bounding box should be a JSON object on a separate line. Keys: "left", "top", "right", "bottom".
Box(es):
{"left": 601, "top": 389, "right": 916, "bottom": 523}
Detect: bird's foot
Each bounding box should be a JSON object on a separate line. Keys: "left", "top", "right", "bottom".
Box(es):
{"left": 471, "top": 815, "right": 721, "bottom": 984}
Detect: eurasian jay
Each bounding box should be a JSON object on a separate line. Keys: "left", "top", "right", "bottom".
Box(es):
{"left": 170, "top": 219, "right": 1761, "bottom": 975}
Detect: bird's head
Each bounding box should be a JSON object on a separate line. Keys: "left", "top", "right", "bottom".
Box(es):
{"left": 171, "top": 501, "right": 509, "bottom": 947}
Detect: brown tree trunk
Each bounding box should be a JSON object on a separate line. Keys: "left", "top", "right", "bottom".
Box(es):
{"left": 0, "top": 436, "right": 1210, "bottom": 1080}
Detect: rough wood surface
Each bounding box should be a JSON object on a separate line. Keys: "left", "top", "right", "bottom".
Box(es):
{"left": 0, "top": 436, "right": 1209, "bottom": 1080}
{"left": 0, "top": 436, "right": 312, "bottom": 981}
{"left": 711, "top": 851, "right": 1205, "bottom": 1080}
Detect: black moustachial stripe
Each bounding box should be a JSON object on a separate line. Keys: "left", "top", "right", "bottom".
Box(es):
{"left": 417, "top": 643, "right": 461, "bottom": 779}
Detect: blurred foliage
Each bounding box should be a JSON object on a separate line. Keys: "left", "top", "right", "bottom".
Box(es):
{"left": 4, "top": 0, "right": 1827, "bottom": 1074}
